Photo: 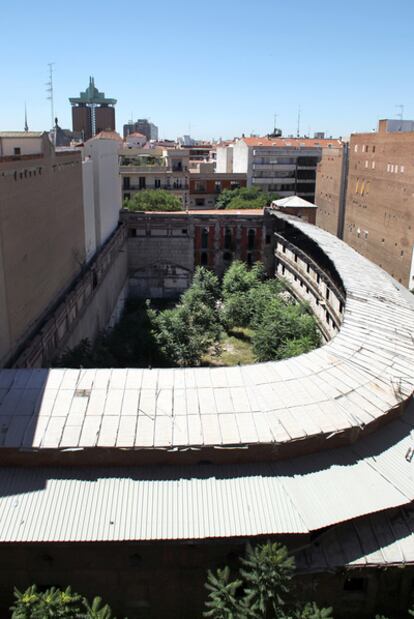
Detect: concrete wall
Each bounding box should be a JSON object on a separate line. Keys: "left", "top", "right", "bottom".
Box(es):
{"left": 0, "top": 136, "right": 86, "bottom": 366}
{"left": 82, "top": 158, "right": 97, "bottom": 261}
{"left": 0, "top": 136, "right": 43, "bottom": 157}
{"left": 215, "top": 145, "right": 233, "bottom": 173}
{"left": 232, "top": 140, "right": 250, "bottom": 175}
{"left": 315, "top": 146, "right": 347, "bottom": 237}
{"left": 83, "top": 137, "right": 122, "bottom": 248}
{"left": 13, "top": 225, "right": 128, "bottom": 368}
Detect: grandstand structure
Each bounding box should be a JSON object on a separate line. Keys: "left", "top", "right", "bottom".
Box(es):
{"left": 0, "top": 214, "right": 413, "bottom": 617}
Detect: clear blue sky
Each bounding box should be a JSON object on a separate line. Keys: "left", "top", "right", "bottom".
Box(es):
{"left": 1, "top": 0, "right": 413, "bottom": 140}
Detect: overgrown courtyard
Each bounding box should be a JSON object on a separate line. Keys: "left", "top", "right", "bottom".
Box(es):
{"left": 56, "top": 262, "right": 320, "bottom": 368}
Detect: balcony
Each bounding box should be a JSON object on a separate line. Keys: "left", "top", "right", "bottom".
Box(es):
{"left": 252, "top": 177, "right": 295, "bottom": 184}
{"left": 252, "top": 163, "right": 296, "bottom": 171}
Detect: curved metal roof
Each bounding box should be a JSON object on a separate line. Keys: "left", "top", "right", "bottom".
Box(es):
{"left": 0, "top": 217, "right": 413, "bottom": 454}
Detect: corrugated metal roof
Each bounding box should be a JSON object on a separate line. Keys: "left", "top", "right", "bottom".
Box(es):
{"left": 0, "top": 215, "right": 413, "bottom": 453}
{"left": 0, "top": 404, "right": 412, "bottom": 542}
{"left": 296, "top": 504, "right": 414, "bottom": 570}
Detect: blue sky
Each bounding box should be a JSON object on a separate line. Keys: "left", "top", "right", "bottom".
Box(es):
{"left": 1, "top": 0, "right": 413, "bottom": 140}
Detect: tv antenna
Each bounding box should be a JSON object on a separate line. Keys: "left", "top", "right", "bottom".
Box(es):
{"left": 296, "top": 105, "right": 301, "bottom": 138}
{"left": 396, "top": 104, "right": 404, "bottom": 120}
{"left": 46, "top": 63, "right": 55, "bottom": 129}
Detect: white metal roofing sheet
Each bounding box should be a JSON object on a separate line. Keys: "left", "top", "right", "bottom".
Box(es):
{"left": 0, "top": 406, "right": 413, "bottom": 542}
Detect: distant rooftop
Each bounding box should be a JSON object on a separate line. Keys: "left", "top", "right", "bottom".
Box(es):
{"left": 272, "top": 196, "right": 317, "bottom": 209}
{"left": 241, "top": 137, "right": 342, "bottom": 148}
{"left": 69, "top": 76, "right": 116, "bottom": 106}
{"left": 0, "top": 131, "right": 44, "bottom": 138}
{"left": 90, "top": 130, "right": 122, "bottom": 142}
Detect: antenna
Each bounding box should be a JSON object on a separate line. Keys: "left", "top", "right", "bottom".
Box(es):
{"left": 46, "top": 63, "right": 55, "bottom": 129}
{"left": 396, "top": 104, "right": 404, "bottom": 120}
{"left": 296, "top": 105, "right": 301, "bottom": 138}
{"left": 273, "top": 113, "right": 278, "bottom": 131}
{"left": 24, "top": 103, "right": 28, "bottom": 132}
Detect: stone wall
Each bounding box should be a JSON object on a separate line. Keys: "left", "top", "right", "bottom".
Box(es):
{"left": 12, "top": 225, "right": 128, "bottom": 367}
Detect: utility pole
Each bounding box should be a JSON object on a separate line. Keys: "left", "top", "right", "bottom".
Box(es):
{"left": 296, "top": 105, "right": 301, "bottom": 138}
{"left": 46, "top": 63, "right": 55, "bottom": 129}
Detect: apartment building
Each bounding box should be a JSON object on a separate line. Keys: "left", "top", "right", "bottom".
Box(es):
{"left": 315, "top": 144, "right": 348, "bottom": 237}
{"left": 343, "top": 120, "right": 414, "bottom": 287}
{"left": 315, "top": 120, "right": 414, "bottom": 288}
{"left": 119, "top": 146, "right": 190, "bottom": 208}
{"left": 230, "top": 137, "right": 341, "bottom": 202}
{"left": 0, "top": 132, "right": 86, "bottom": 365}
{"left": 189, "top": 163, "right": 246, "bottom": 208}
{"left": 69, "top": 77, "right": 116, "bottom": 141}
{"left": 123, "top": 118, "right": 158, "bottom": 141}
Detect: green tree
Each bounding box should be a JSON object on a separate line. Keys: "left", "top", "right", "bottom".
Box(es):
{"left": 11, "top": 586, "right": 120, "bottom": 619}
{"left": 216, "top": 187, "right": 278, "bottom": 211}
{"left": 124, "top": 189, "right": 182, "bottom": 212}
{"left": 222, "top": 262, "right": 265, "bottom": 328}
{"left": 204, "top": 567, "right": 243, "bottom": 619}
{"left": 11, "top": 586, "right": 83, "bottom": 619}
{"left": 203, "top": 542, "right": 332, "bottom": 619}
{"left": 149, "top": 267, "right": 222, "bottom": 366}
{"left": 252, "top": 302, "right": 320, "bottom": 363}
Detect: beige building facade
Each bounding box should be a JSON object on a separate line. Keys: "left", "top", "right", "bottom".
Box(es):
{"left": 315, "top": 144, "right": 348, "bottom": 237}
{"left": 0, "top": 132, "right": 86, "bottom": 366}
{"left": 120, "top": 146, "right": 190, "bottom": 208}
{"left": 343, "top": 122, "right": 414, "bottom": 286}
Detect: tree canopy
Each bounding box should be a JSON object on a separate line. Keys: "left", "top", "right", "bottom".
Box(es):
{"left": 123, "top": 189, "right": 182, "bottom": 212}
{"left": 204, "top": 541, "right": 333, "bottom": 619}
{"left": 216, "top": 187, "right": 278, "bottom": 210}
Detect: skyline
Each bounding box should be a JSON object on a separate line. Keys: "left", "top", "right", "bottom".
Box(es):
{"left": 1, "top": 0, "right": 414, "bottom": 140}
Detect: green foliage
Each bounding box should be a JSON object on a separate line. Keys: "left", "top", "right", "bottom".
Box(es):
{"left": 11, "top": 586, "right": 120, "bottom": 619}
{"left": 240, "top": 542, "right": 295, "bottom": 617}
{"left": 83, "top": 596, "right": 117, "bottom": 619}
{"left": 222, "top": 262, "right": 265, "bottom": 328}
{"left": 252, "top": 301, "right": 320, "bottom": 363}
{"left": 203, "top": 542, "right": 333, "bottom": 619}
{"left": 11, "top": 586, "right": 83, "bottom": 619}
{"left": 216, "top": 187, "right": 278, "bottom": 211}
{"left": 123, "top": 189, "right": 182, "bottom": 212}
{"left": 149, "top": 267, "right": 221, "bottom": 366}
{"left": 204, "top": 567, "right": 243, "bottom": 619}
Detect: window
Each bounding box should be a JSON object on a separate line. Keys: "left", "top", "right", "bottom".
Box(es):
{"left": 13, "top": 147, "right": 21, "bottom": 156}
{"left": 365, "top": 160, "right": 368, "bottom": 168}
{"left": 201, "top": 227, "right": 209, "bottom": 249}
{"left": 215, "top": 181, "right": 221, "bottom": 193}
{"left": 247, "top": 252, "right": 253, "bottom": 266}
{"left": 224, "top": 227, "right": 232, "bottom": 250}
{"left": 354, "top": 144, "right": 358, "bottom": 152}
{"left": 124, "top": 192, "right": 131, "bottom": 200}
{"left": 372, "top": 145, "right": 376, "bottom": 153}
{"left": 248, "top": 229, "right": 256, "bottom": 251}
{"left": 154, "top": 178, "right": 161, "bottom": 188}
{"left": 395, "top": 165, "right": 399, "bottom": 173}
{"left": 123, "top": 176, "right": 130, "bottom": 189}
{"left": 265, "top": 234, "right": 271, "bottom": 244}
{"left": 200, "top": 252, "right": 208, "bottom": 266}
{"left": 401, "top": 165, "right": 405, "bottom": 173}
{"left": 195, "top": 198, "right": 205, "bottom": 207}
{"left": 355, "top": 178, "right": 359, "bottom": 193}
{"left": 364, "top": 230, "right": 368, "bottom": 239}
{"left": 223, "top": 251, "right": 232, "bottom": 261}
{"left": 139, "top": 176, "right": 146, "bottom": 189}
{"left": 372, "top": 161, "right": 375, "bottom": 169}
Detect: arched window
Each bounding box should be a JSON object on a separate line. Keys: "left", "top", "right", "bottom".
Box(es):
{"left": 248, "top": 228, "right": 256, "bottom": 251}
{"left": 201, "top": 227, "right": 209, "bottom": 250}
{"left": 224, "top": 227, "right": 232, "bottom": 250}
